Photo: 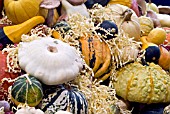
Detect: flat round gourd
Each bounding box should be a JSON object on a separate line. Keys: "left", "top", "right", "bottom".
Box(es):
{"left": 114, "top": 62, "right": 170, "bottom": 104}
{"left": 40, "top": 84, "right": 88, "bottom": 114}
{"left": 18, "top": 37, "right": 83, "bottom": 85}
{"left": 11, "top": 74, "right": 43, "bottom": 107}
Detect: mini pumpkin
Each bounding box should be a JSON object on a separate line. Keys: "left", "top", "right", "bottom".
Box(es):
{"left": 18, "top": 37, "right": 83, "bottom": 85}
{"left": 139, "top": 16, "right": 154, "bottom": 36}
{"left": 114, "top": 62, "right": 170, "bottom": 104}
{"left": 10, "top": 74, "right": 43, "bottom": 107}
{"left": 40, "top": 84, "right": 88, "bottom": 114}
{"left": 4, "top": 0, "right": 43, "bottom": 24}
{"left": 0, "top": 51, "right": 18, "bottom": 100}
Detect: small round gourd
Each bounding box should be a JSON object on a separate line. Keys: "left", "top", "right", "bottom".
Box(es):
{"left": 18, "top": 37, "right": 83, "bottom": 85}
{"left": 40, "top": 85, "right": 88, "bottom": 114}
{"left": 11, "top": 74, "right": 43, "bottom": 107}
{"left": 114, "top": 62, "right": 170, "bottom": 104}
{"left": 144, "top": 46, "right": 160, "bottom": 64}
{"left": 139, "top": 16, "right": 154, "bottom": 36}
{"left": 96, "top": 20, "right": 118, "bottom": 40}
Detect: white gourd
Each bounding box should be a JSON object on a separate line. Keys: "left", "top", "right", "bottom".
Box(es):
{"left": 15, "top": 107, "right": 44, "bottom": 114}
{"left": 18, "top": 37, "right": 84, "bottom": 85}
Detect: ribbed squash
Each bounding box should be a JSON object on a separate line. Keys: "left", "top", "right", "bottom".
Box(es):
{"left": 40, "top": 84, "right": 88, "bottom": 114}
{"left": 114, "top": 62, "right": 170, "bottom": 104}
{"left": 79, "top": 34, "right": 112, "bottom": 81}
{"left": 4, "top": 0, "right": 43, "bottom": 24}
{"left": 11, "top": 74, "right": 43, "bottom": 107}
{"left": 139, "top": 16, "right": 154, "bottom": 36}
{"left": 0, "top": 51, "right": 18, "bottom": 100}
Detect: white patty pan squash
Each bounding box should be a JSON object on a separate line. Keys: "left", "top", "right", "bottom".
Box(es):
{"left": 18, "top": 37, "right": 84, "bottom": 85}
{"left": 114, "top": 62, "right": 170, "bottom": 104}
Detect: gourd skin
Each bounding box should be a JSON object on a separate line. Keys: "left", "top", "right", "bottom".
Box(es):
{"left": 11, "top": 75, "right": 43, "bottom": 107}
{"left": 4, "top": 0, "right": 42, "bottom": 24}
{"left": 40, "top": 85, "right": 88, "bottom": 114}
{"left": 114, "top": 62, "right": 170, "bottom": 104}
{"left": 18, "top": 37, "right": 83, "bottom": 85}
{"left": 0, "top": 16, "right": 45, "bottom": 49}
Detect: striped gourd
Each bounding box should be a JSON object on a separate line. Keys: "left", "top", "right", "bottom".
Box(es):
{"left": 79, "top": 34, "right": 112, "bottom": 81}
{"left": 11, "top": 74, "right": 43, "bottom": 107}
{"left": 40, "top": 85, "right": 88, "bottom": 114}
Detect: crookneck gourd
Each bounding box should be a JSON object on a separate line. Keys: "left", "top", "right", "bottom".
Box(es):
{"left": 79, "top": 34, "right": 112, "bottom": 81}
{"left": 114, "top": 62, "right": 170, "bottom": 104}
{"left": 18, "top": 37, "right": 83, "bottom": 85}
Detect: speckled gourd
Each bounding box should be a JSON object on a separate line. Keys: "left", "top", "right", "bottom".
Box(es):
{"left": 114, "top": 62, "right": 170, "bottom": 104}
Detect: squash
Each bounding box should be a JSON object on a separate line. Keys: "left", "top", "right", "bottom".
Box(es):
{"left": 139, "top": 16, "right": 154, "bottom": 36}
{"left": 158, "top": 45, "right": 170, "bottom": 70}
{"left": 146, "top": 28, "right": 166, "bottom": 45}
{"left": 11, "top": 74, "right": 43, "bottom": 107}
{"left": 114, "top": 62, "right": 170, "bottom": 104}
{"left": 15, "top": 106, "right": 44, "bottom": 114}
{"left": 18, "top": 37, "right": 83, "bottom": 85}
{"left": 40, "top": 84, "right": 88, "bottom": 114}
{"left": 79, "top": 34, "right": 112, "bottom": 81}
{"left": 96, "top": 20, "right": 118, "bottom": 40}
{"left": 108, "top": 0, "right": 132, "bottom": 7}
{"left": 120, "top": 9, "right": 141, "bottom": 41}
{"left": 0, "top": 51, "right": 18, "bottom": 100}
{"left": 0, "top": 16, "right": 45, "bottom": 49}
{"left": 146, "top": 2, "right": 159, "bottom": 14}
{"left": 4, "top": 0, "right": 43, "bottom": 24}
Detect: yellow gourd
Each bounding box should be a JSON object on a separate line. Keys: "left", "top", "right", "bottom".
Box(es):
{"left": 0, "top": 16, "right": 45, "bottom": 49}
{"left": 147, "top": 28, "right": 166, "bottom": 45}
{"left": 4, "top": 0, "right": 42, "bottom": 24}
{"left": 108, "top": 0, "right": 132, "bottom": 7}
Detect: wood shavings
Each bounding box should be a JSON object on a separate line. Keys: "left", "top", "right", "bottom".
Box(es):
{"left": 2, "top": 45, "right": 21, "bottom": 73}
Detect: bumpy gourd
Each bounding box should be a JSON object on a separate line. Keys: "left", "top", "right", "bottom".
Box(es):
{"left": 4, "top": 0, "right": 43, "bottom": 24}
{"left": 114, "top": 62, "right": 170, "bottom": 104}
{"left": 18, "top": 37, "right": 83, "bottom": 85}
{"left": 0, "top": 16, "right": 45, "bottom": 49}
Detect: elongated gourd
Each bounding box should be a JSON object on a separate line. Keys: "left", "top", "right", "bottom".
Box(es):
{"left": 0, "top": 16, "right": 45, "bottom": 49}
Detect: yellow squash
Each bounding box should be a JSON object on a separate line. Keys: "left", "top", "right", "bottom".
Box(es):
{"left": 4, "top": 0, "right": 42, "bottom": 24}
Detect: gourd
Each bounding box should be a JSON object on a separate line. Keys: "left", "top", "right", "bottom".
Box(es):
{"left": 0, "top": 51, "right": 18, "bottom": 100}
{"left": 96, "top": 20, "right": 118, "bottom": 40}
{"left": 114, "top": 62, "right": 170, "bottom": 104}
{"left": 108, "top": 0, "right": 132, "bottom": 8}
{"left": 4, "top": 0, "right": 43, "bottom": 24}
{"left": 0, "top": 16, "right": 45, "bottom": 49}
{"left": 158, "top": 45, "right": 170, "bottom": 70}
{"left": 18, "top": 37, "right": 83, "bottom": 85}
{"left": 156, "top": 14, "right": 170, "bottom": 27}
{"left": 139, "top": 16, "right": 154, "bottom": 36}
{"left": 140, "top": 36, "right": 160, "bottom": 64}
{"left": 10, "top": 74, "right": 43, "bottom": 107}
{"left": 146, "top": 27, "right": 166, "bottom": 45}
{"left": 15, "top": 106, "right": 44, "bottom": 114}
{"left": 40, "top": 84, "right": 88, "bottom": 114}
{"left": 79, "top": 34, "right": 112, "bottom": 81}
{"left": 120, "top": 9, "right": 141, "bottom": 41}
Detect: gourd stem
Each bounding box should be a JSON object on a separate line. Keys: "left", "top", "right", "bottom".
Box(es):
{"left": 149, "top": 0, "right": 152, "bottom": 4}
{"left": 118, "top": 9, "right": 133, "bottom": 28}
{"left": 25, "top": 74, "right": 32, "bottom": 85}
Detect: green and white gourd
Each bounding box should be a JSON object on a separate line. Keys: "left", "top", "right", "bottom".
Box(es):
{"left": 11, "top": 74, "right": 43, "bottom": 107}
{"left": 40, "top": 85, "right": 88, "bottom": 114}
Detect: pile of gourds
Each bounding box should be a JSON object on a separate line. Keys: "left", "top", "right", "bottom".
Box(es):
{"left": 0, "top": 0, "right": 170, "bottom": 114}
